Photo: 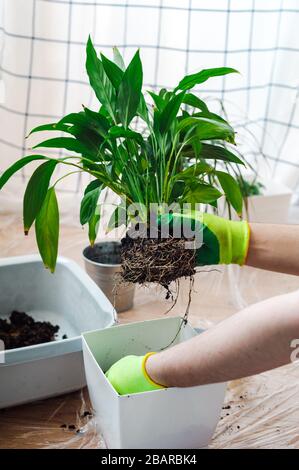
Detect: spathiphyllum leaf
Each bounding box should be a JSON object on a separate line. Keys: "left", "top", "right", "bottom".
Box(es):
{"left": 179, "top": 116, "right": 235, "bottom": 142}
{"left": 58, "top": 112, "right": 104, "bottom": 151}
{"left": 0, "top": 155, "right": 48, "bottom": 190}
{"left": 176, "top": 67, "right": 239, "bottom": 91}
{"left": 117, "top": 50, "right": 143, "bottom": 128}
{"left": 88, "top": 213, "right": 101, "bottom": 246}
{"left": 23, "top": 160, "right": 57, "bottom": 234}
{"left": 83, "top": 107, "right": 110, "bottom": 137}
{"left": 175, "top": 162, "right": 212, "bottom": 181}
{"left": 184, "top": 183, "right": 222, "bottom": 204}
{"left": 101, "top": 53, "right": 124, "bottom": 90}
{"left": 33, "top": 137, "right": 93, "bottom": 156}
{"left": 217, "top": 171, "right": 243, "bottom": 215}
{"left": 107, "top": 204, "right": 127, "bottom": 233}
{"left": 137, "top": 95, "right": 150, "bottom": 125}
{"left": 182, "top": 94, "right": 209, "bottom": 113}
{"left": 170, "top": 180, "right": 186, "bottom": 201}
{"left": 159, "top": 91, "right": 185, "bottom": 134}
{"left": 59, "top": 112, "right": 87, "bottom": 127}
{"left": 80, "top": 186, "right": 102, "bottom": 225}
{"left": 84, "top": 181, "right": 104, "bottom": 243}
{"left": 35, "top": 187, "right": 59, "bottom": 273}
{"left": 113, "top": 47, "right": 125, "bottom": 71}
{"left": 148, "top": 91, "right": 166, "bottom": 111}
{"left": 84, "top": 179, "right": 102, "bottom": 196}
{"left": 109, "top": 126, "right": 144, "bottom": 145}
{"left": 86, "top": 36, "right": 116, "bottom": 120}
{"left": 1, "top": 37, "right": 246, "bottom": 266}
{"left": 200, "top": 144, "right": 244, "bottom": 165}
{"left": 27, "top": 122, "right": 71, "bottom": 137}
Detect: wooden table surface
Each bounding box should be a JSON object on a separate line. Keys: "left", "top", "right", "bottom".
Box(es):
{"left": 1, "top": 213, "right": 299, "bottom": 449}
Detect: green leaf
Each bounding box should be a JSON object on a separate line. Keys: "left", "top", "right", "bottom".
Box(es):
{"left": 107, "top": 204, "right": 127, "bottom": 233}
{"left": 183, "top": 183, "right": 222, "bottom": 204}
{"left": 170, "top": 180, "right": 185, "bottom": 201}
{"left": 80, "top": 186, "right": 101, "bottom": 225}
{"left": 179, "top": 116, "right": 235, "bottom": 142}
{"left": 101, "top": 53, "right": 124, "bottom": 90}
{"left": 86, "top": 36, "right": 116, "bottom": 120}
{"left": 23, "top": 160, "right": 57, "bottom": 234}
{"left": 182, "top": 94, "right": 209, "bottom": 113}
{"left": 137, "top": 94, "right": 150, "bottom": 125}
{"left": 176, "top": 67, "right": 239, "bottom": 92}
{"left": 0, "top": 155, "right": 48, "bottom": 190}
{"left": 200, "top": 143, "right": 244, "bottom": 165}
{"left": 159, "top": 88, "right": 172, "bottom": 103}
{"left": 33, "top": 137, "right": 93, "bottom": 156}
{"left": 88, "top": 212, "right": 101, "bottom": 246}
{"left": 59, "top": 112, "right": 87, "bottom": 127}
{"left": 27, "top": 122, "right": 71, "bottom": 137}
{"left": 192, "top": 110, "right": 228, "bottom": 124}
{"left": 84, "top": 179, "right": 102, "bottom": 196}
{"left": 108, "top": 126, "right": 144, "bottom": 144}
{"left": 217, "top": 171, "right": 243, "bottom": 215}
{"left": 113, "top": 47, "right": 125, "bottom": 71}
{"left": 117, "top": 50, "right": 143, "bottom": 128}
{"left": 54, "top": 115, "right": 102, "bottom": 153}
{"left": 159, "top": 91, "right": 185, "bottom": 134}
{"left": 175, "top": 162, "right": 212, "bottom": 181}
{"left": 58, "top": 110, "right": 109, "bottom": 151}
{"left": 70, "top": 126, "right": 102, "bottom": 154}
{"left": 83, "top": 107, "right": 110, "bottom": 137}
{"left": 148, "top": 91, "right": 166, "bottom": 111}
{"left": 35, "top": 187, "right": 59, "bottom": 273}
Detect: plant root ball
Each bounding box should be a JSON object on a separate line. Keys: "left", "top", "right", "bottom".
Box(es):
{"left": 121, "top": 235, "right": 196, "bottom": 288}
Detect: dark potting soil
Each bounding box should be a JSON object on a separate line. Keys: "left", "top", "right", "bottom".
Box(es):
{"left": 0, "top": 311, "right": 62, "bottom": 350}
{"left": 84, "top": 242, "right": 121, "bottom": 265}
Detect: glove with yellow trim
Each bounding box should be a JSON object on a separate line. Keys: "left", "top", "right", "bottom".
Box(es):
{"left": 159, "top": 211, "right": 250, "bottom": 266}
{"left": 105, "top": 353, "right": 164, "bottom": 395}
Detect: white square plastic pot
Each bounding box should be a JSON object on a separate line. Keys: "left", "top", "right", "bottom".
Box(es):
{"left": 0, "top": 255, "right": 115, "bottom": 409}
{"left": 219, "top": 177, "right": 292, "bottom": 224}
{"left": 82, "top": 317, "right": 226, "bottom": 449}
{"left": 244, "top": 178, "right": 292, "bottom": 223}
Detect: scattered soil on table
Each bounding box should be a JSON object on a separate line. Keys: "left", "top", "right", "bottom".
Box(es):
{"left": 121, "top": 233, "right": 196, "bottom": 289}
{"left": 60, "top": 410, "right": 93, "bottom": 434}
{"left": 0, "top": 311, "right": 63, "bottom": 350}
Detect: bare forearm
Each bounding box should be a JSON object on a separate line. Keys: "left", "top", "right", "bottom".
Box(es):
{"left": 146, "top": 290, "right": 299, "bottom": 387}
{"left": 246, "top": 223, "right": 299, "bottom": 275}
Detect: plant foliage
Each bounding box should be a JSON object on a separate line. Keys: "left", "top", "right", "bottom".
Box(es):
{"left": 0, "top": 36, "right": 245, "bottom": 271}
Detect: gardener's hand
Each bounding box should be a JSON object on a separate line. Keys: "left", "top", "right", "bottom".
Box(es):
{"left": 105, "top": 353, "right": 165, "bottom": 395}
{"left": 159, "top": 211, "right": 250, "bottom": 266}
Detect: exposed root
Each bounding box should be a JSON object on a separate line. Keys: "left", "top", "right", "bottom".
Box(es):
{"left": 159, "top": 275, "right": 195, "bottom": 351}
{"left": 121, "top": 235, "right": 196, "bottom": 292}
{"left": 120, "top": 235, "right": 197, "bottom": 349}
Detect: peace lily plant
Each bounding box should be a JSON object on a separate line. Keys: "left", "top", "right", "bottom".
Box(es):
{"left": 0, "top": 37, "right": 245, "bottom": 286}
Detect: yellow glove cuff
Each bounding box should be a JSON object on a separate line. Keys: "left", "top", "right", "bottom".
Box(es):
{"left": 142, "top": 352, "right": 166, "bottom": 389}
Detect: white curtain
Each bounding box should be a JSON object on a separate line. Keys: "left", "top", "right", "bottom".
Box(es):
{"left": 0, "top": 0, "right": 299, "bottom": 214}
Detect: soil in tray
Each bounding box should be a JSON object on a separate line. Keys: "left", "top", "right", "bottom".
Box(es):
{"left": 0, "top": 311, "right": 64, "bottom": 350}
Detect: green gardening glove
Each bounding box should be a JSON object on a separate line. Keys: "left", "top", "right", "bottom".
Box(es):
{"left": 105, "top": 353, "right": 165, "bottom": 395}
{"left": 159, "top": 211, "right": 250, "bottom": 266}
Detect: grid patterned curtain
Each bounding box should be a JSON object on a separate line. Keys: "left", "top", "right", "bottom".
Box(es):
{"left": 0, "top": 0, "right": 299, "bottom": 212}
